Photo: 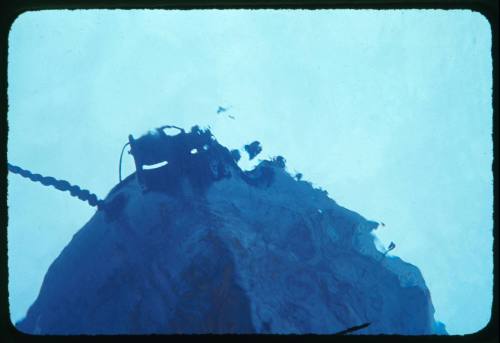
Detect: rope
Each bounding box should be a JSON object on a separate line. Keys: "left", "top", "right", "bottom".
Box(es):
{"left": 8, "top": 163, "right": 104, "bottom": 209}
{"left": 119, "top": 142, "right": 130, "bottom": 183}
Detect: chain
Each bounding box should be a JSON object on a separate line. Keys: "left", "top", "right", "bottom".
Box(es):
{"left": 8, "top": 163, "right": 104, "bottom": 210}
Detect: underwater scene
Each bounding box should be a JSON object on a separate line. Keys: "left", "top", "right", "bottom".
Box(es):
{"left": 7, "top": 10, "right": 493, "bottom": 335}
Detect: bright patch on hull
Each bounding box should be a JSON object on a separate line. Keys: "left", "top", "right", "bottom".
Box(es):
{"left": 142, "top": 161, "right": 168, "bottom": 170}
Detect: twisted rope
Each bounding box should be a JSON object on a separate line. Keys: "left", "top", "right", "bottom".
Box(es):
{"left": 8, "top": 163, "right": 104, "bottom": 209}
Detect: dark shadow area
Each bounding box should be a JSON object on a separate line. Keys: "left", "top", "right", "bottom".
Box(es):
{"left": 244, "top": 141, "right": 262, "bottom": 160}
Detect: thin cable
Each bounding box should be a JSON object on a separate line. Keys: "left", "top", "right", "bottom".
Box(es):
{"left": 119, "top": 142, "right": 131, "bottom": 183}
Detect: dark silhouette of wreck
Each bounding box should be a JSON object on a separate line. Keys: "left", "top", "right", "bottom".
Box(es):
{"left": 126, "top": 125, "right": 280, "bottom": 197}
